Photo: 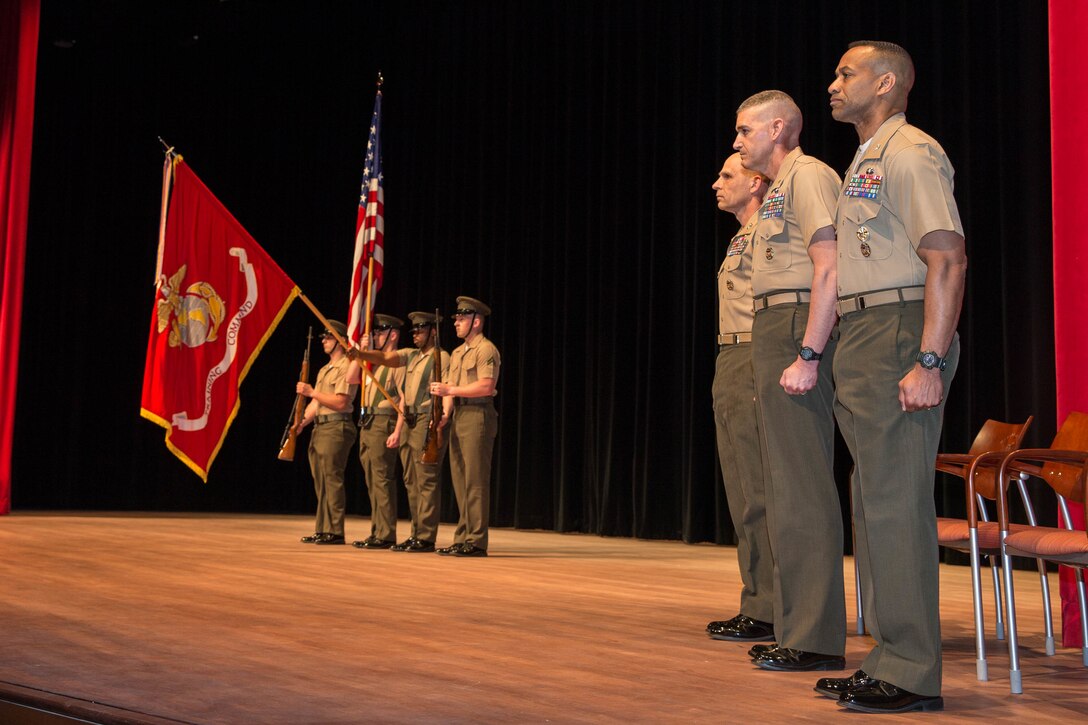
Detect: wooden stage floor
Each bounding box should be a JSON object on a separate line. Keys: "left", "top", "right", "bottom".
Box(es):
{"left": 1, "top": 512, "right": 1086, "bottom": 723}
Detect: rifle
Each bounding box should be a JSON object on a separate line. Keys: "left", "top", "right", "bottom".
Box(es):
{"left": 277, "top": 326, "right": 313, "bottom": 461}
{"left": 420, "top": 309, "right": 444, "bottom": 465}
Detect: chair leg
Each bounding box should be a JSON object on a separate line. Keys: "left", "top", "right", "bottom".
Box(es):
{"left": 1035, "top": 557, "right": 1055, "bottom": 656}
{"left": 1002, "top": 536, "right": 1023, "bottom": 694}
{"left": 1078, "top": 569, "right": 1088, "bottom": 668}
{"left": 969, "top": 529, "right": 988, "bottom": 680}
{"left": 855, "top": 556, "right": 865, "bottom": 635}
{"left": 989, "top": 555, "right": 1005, "bottom": 640}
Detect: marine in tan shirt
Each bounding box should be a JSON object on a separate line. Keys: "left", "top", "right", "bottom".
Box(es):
{"left": 396, "top": 313, "right": 451, "bottom": 550}
{"left": 295, "top": 320, "right": 358, "bottom": 545}
{"left": 347, "top": 313, "right": 406, "bottom": 549}
{"left": 430, "top": 296, "right": 500, "bottom": 557}
{"left": 705, "top": 152, "right": 777, "bottom": 644}
{"left": 733, "top": 90, "right": 847, "bottom": 672}
{"left": 820, "top": 41, "right": 966, "bottom": 714}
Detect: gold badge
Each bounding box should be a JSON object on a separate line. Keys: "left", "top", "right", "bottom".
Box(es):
{"left": 860, "top": 242, "right": 871, "bottom": 257}
{"left": 765, "top": 247, "right": 774, "bottom": 261}
{"left": 156, "top": 264, "right": 227, "bottom": 348}
{"left": 726, "top": 280, "right": 735, "bottom": 291}
{"left": 856, "top": 226, "right": 870, "bottom": 242}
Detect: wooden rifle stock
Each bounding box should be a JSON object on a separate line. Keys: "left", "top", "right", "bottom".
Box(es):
{"left": 420, "top": 310, "right": 444, "bottom": 465}
{"left": 277, "top": 326, "right": 313, "bottom": 461}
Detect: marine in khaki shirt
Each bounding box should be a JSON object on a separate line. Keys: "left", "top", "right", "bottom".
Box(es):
{"left": 295, "top": 320, "right": 358, "bottom": 546}
{"left": 733, "top": 90, "right": 846, "bottom": 671}
{"left": 820, "top": 41, "right": 966, "bottom": 713}
{"left": 704, "top": 152, "right": 777, "bottom": 644}
{"left": 430, "top": 296, "right": 500, "bottom": 557}
{"left": 347, "top": 314, "right": 406, "bottom": 549}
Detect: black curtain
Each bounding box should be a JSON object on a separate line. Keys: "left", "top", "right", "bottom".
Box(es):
{"left": 14, "top": 1, "right": 1054, "bottom": 551}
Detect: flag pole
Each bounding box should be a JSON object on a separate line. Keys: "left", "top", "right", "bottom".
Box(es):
{"left": 298, "top": 292, "right": 402, "bottom": 418}
{"left": 359, "top": 71, "right": 383, "bottom": 413}
{"left": 155, "top": 140, "right": 181, "bottom": 288}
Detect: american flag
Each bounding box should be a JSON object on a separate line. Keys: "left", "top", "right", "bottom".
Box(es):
{"left": 347, "top": 85, "right": 384, "bottom": 344}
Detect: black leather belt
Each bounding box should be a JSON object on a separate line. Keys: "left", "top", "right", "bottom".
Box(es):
{"left": 315, "top": 413, "right": 352, "bottom": 424}
{"left": 453, "top": 398, "right": 492, "bottom": 407}
{"left": 358, "top": 407, "right": 397, "bottom": 416}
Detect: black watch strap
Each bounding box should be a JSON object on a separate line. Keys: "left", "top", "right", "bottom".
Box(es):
{"left": 799, "top": 346, "right": 823, "bottom": 362}
{"left": 916, "top": 350, "right": 947, "bottom": 371}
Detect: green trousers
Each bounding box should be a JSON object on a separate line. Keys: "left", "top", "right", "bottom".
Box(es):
{"left": 399, "top": 412, "right": 447, "bottom": 543}
{"left": 449, "top": 403, "right": 497, "bottom": 550}
{"left": 751, "top": 303, "right": 845, "bottom": 655}
{"left": 712, "top": 343, "right": 774, "bottom": 623}
{"left": 359, "top": 414, "right": 400, "bottom": 542}
{"left": 308, "top": 419, "right": 355, "bottom": 536}
{"left": 834, "top": 301, "right": 958, "bottom": 696}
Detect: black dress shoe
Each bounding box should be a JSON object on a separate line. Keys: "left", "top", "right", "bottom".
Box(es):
{"left": 814, "top": 669, "right": 875, "bottom": 699}
{"left": 753, "top": 647, "right": 845, "bottom": 672}
{"left": 390, "top": 538, "right": 417, "bottom": 551}
{"left": 707, "top": 614, "right": 743, "bottom": 635}
{"left": 353, "top": 536, "right": 395, "bottom": 549}
{"left": 313, "top": 533, "right": 345, "bottom": 545}
{"left": 300, "top": 532, "right": 324, "bottom": 543}
{"left": 436, "top": 543, "right": 464, "bottom": 555}
{"left": 452, "top": 543, "right": 488, "bottom": 557}
{"left": 402, "top": 539, "right": 436, "bottom": 553}
{"left": 708, "top": 615, "right": 774, "bottom": 642}
{"left": 748, "top": 643, "right": 776, "bottom": 659}
{"left": 838, "top": 680, "right": 943, "bottom": 713}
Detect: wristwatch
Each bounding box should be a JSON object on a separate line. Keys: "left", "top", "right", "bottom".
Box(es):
{"left": 916, "top": 350, "right": 947, "bottom": 371}
{"left": 798, "top": 346, "right": 823, "bottom": 362}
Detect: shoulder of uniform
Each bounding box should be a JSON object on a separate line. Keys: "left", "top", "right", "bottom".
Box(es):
{"left": 792, "top": 156, "right": 839, "bottom": 187}
{"left": 885, "top": 123, "right": 945, "bottom": 155}
{"left": 792, "top": 155, "right": 839, "bottom": 180}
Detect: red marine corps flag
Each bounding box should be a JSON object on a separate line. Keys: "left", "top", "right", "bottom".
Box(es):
{"left": 141, "top": 153, "right": 299, "bottom": 480}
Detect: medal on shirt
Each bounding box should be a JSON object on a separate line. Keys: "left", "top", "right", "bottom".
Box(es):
{"left": 844, "top": 167, "right": 883, "bottom": 199}
{"left": 760, "top": 188, "right": 785, "bottom": 219}
{"left": 856, "top": 226, "right": 872, "bottom": 257}
{"left": 727, "top": 234, "right": 749, "bottom": 257}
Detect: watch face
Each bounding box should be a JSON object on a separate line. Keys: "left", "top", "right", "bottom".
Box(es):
{"left": 920, "top": 352, "right": 938, "bottom": 368}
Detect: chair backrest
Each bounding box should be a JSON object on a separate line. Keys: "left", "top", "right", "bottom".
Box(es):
{"left": 971, "top": 417, "right": 1034, "bottom": 500}
{"left": 1038, "top": 411, "right": 1088, "bottom": 505}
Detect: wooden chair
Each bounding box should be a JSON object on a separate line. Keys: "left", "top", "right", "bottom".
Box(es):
{"left": 933, "top": 417, "right": 1037, "bottom": 681}
{"left": 997, "top": 411, "right": 1088, "bottom": 694}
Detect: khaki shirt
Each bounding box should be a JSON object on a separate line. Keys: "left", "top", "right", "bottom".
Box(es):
{"left": 361, "top": 362, "right": 404, "bottom": 412}
{"left": 448, "top": 335, "right": 501, "bottom": 396}
{"left": 836, "top": 113, "right": 963, "bottom": 296}
{"left": 718, "top": 211, "right": 758, "bottom": 335}
{"left": 749, "top": 147, "right": 841, "bottom": 297}
{"left": 396, "top": 346, "right": 451, "bottom": 411}
{"left": 314, "top": 355, "right": 358, "bottom": 415}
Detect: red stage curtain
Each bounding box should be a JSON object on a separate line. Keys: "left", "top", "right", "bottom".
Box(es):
{"left": 1050, "top": 0, "right": 1088, "bottom": 647}
{"left": 0, "top": 0, "right": 40, "bottom": 515}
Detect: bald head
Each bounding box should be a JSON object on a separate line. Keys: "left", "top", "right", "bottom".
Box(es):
{"left": 736, "top": 90, "right": 803, "bottom": 145}
{"left": 713, "top": 152, "right": 768, "bottom": 220}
